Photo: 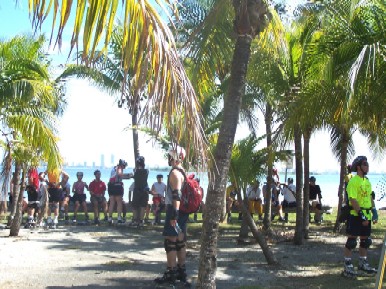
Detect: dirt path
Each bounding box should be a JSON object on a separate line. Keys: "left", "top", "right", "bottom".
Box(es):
{"left": 0, "top": 222, "right": 384, "bottom": 289}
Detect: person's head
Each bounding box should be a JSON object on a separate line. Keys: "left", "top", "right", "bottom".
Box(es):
{"left": 118, "top": 159, "right": 128, "bottom": 168}
{"left": 195, "top": 177, "right": 200, "bottom": 184}
{"left": 38, "top": 172, "right": 46, "bottom": 181}
{"left": 167, "top": 145, "right": 186, "bottom": 166}
{"left": 156, "top": 174, "right": 163, "bottom": 182}
{"left": 76, "top": 172, "right": 83, "bottom": 180}
{"left": 287, "top": 177, "right": 293, "bottom": 184}
{"left": 272, "top": 168, "right": 278, "bottom": 175}
{"left": 94, "top": 169, "right": 101, "bottom": 179}
{"left": 351, "top": 155, "right": 369, "bottom": 176}
{"left": 309, "top": 176, "right": 316, "bottom": 184}
{"left": 136, "top": 156, "right": 145, "bottom": 168}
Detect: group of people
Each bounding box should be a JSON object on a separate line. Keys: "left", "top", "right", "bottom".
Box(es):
{"left": 226, "top": 171, "right": 323, "bottom": 224}
{"left": 18, "top": 157, "right": 171, "bottom": 228}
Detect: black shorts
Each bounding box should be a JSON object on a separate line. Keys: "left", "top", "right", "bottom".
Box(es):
{"left": 282, "top": 200, "right": 297, "bottom": 208}
{"left": 27, "top": 203, "right": 39, "bottom": 209}
{"left": 108, "top": 182, "right": 124, "bottom": 196}
{"left": 132, "top": 188, "right": 149, "bottom": 207}
{"left": 346, "top": 215, "right": 371, "bottom": 237}
{"left": 162, "top": 205, "right": 189, "bottom": 237}
{"left": 48, "top": 188, "right": 61, "bottom": 203}
{"left": 72, "top": 194, "right": 87, "bottom": 203}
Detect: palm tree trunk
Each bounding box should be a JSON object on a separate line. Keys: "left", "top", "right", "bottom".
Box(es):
{"left": 196, "top": 35, "right": 252, "bottom": 289}
{"left": 302, "top": 129, "right": 311, "bottom": 239}
{"left": 333, "top": 132, "right": 349, "bottom": 232}
{"left": 237, "top": 191, "right": 278, "bottom": 264}
{"left": 294, "top": 124, "right": 304, "bottom": 245}
{"left": 131, "top": 99, "right": 140, "bottom": 161}
{"left": 263, "top": 103, "right": 273, "bottom": 230}
{"left": 10, "top": 166, "right": 26, "bottom": 236}
{"left": 7, "top": 163, "right": 21, "bottom": 227}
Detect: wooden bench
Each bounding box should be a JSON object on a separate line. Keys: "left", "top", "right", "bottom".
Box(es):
{"left": 282, "top": 205, "right": 333, "bottom": 215}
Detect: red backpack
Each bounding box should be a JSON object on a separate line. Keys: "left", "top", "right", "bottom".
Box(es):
{"left": 174, "top": 169, "right": 203, "bottom": 214}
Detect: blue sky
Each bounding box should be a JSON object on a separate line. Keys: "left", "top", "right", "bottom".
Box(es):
{"left": 0, "top": 1, "right": 385, "bottom": 173}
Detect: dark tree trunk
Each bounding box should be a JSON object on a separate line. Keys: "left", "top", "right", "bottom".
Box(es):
{"left": 263, "top": 103, "right": 273, "bottom": 230}
{"left": 333, "top": 129, "right": 349, "bottom": 232}
{"left": 294, "top": 124, "right": 304, "bottom": 245}
{"left": 237, "top": 191, "right": 278, "bottom": 265}
{"left": 196, "top": 1, "right": 270, "bottom": 287}
{"left": 132, "top": 99, "right": 140, "bottom": 162}
{"left": 10, "top": 166, "right": 26, "bottom": 236}
{"left": 197, "top": 35, "right": 251, "bottom": 289}
{"left": 238, "top": 196, "right": 250, "bottom": 239}
{"left": 7, "top": 163, "right": 21, "bottom": 227}
{"left": 303, "top": 129, "right": 311, "bottom": 239}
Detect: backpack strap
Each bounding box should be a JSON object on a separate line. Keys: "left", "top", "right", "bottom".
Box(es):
{"left": 167, "top": 168, "right": 186, "bottom": 192}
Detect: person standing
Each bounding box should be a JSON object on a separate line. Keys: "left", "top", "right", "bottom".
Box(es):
{"left": 46, "top": 168, "right": 69, "bottom": 227}
{"left": 89, "top": 170, "right": 108, "bottom": 224}
{"left": 193, "top": 178, "right": 205, "bottom": 222}
{"left": 131, "top": 156, "right": 149, "bottom": 227}
{"left": 154, "top": 145, "right": 190, "bottom": 286}
{"left": 37, "top": 172, "right": 48, "bottom": 227}
{"left": 151, "top": 174, "right": 167, "bottom": 225}
{"left": 343, "top": 156, "right": 378, "bottom": 277}
{"left": 108, "top": 159, "right": 131, "bottom": 224}
{"left": 309, "top": 176, "right": 323, "bottom": 223}
{"left": 225, "top": 182, "right": 239, "bottom": 223}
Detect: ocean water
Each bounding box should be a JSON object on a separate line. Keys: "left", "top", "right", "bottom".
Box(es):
{"left": 29, "top": 167, "right": 386, "bottom": 209}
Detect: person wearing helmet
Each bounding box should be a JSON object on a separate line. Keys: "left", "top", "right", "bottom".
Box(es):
{"left": 130, "top": 156, "right": 149, "bottom": 227}
{"left": 309, "top": 176, "right": 323, "bottom": 224}
{"left": 107, "top": 159, "right": 133, "bottom": 224}
{"left": 342, "top": 156, "right": 378, "bottom": 277}
{"left": 154, "top": 145, "right": 190, "bottom": 286}
{"left": 89, "top": 170, "right": 108, "bottom": 224}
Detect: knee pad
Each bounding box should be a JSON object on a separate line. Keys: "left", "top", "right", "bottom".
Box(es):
{"left": 360, "top": 238, "right": 372, "bottom": 249}
{"left": 176, "top": 240, "right": 186, "bottom": 251}
{"left": 164, "top": 239, "right": 176, "bottom": 253}
{"left": 345, "top": 238, "right": 357, "bottom": 250}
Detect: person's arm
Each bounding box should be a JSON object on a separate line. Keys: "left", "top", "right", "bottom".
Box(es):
{"left": 84, "top": 182, "right": 89, "bottom": 191}
{"left": 89, "top": 182, "right": 94, "bottom": 196}
{"left": 151, "top": 184, "right": 156, "bottom": 196}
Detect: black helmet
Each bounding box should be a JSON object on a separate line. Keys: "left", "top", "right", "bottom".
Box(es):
{"left": 156, "top": 174, "right": 163, "bottom": 179}
{"left": 94, "top": 169, "right": 101, "bottom": 176}
{"left": 136, "top": 156, "right": 145, "bottom": 167}
{"left": 118, "top": 159, "right": 128, "bottom": 168}
{"left": 351, "top": 156, "right": 367, "bottom": 172}
{"left": 310, "top": 176, "right": 316, "bottom": 182}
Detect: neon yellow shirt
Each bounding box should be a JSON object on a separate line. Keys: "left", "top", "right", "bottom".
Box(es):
{"left": 346, "top": 175, "right": 372, "bottom": 218}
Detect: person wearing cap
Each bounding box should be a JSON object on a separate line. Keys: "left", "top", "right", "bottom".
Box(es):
{"left": 72, "top": 172, "right": 89, "bottom": 223}
{"left": 154, "top": 145, "right": 190, "bottom": 286}
{"left": 309, "top": 176, "right": 323, "bottom": 223}
{"left": 151, "top": 174, "right": 167, "bottom": 225}
{"left": 89, "top": 170, "right": 108, "bottom": 224}
{"left": 342, "top": 156, "right": 378, "bottom": 277}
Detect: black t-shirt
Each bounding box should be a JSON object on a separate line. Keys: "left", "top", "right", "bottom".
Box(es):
{"left": 309, "top": 184, "right": 321, "bottom": 200}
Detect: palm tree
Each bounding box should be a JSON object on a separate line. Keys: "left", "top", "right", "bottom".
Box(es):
{"left": 0, "top": 35, "right": 64, "bottom": 236}
{"left": 28, "top": 0, "right": 207, "bottom": 163}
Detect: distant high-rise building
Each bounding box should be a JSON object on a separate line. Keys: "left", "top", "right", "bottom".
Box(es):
{"left": 101, "top": 154, "right": 105, "bottom": 167}
{"left": 92, "top": 161, "right": 96, "bottom": 167}
{"left": 84, "top": 161, "right": 87, "bottom": 167}
{"left": 111, "top": 154, "right": 115, "bottom": 166}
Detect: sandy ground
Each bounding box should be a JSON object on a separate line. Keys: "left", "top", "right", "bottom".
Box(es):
{"left": 0, "top": 221, "right": 384, "bottom": 289}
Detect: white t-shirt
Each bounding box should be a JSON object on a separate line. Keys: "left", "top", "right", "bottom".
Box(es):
{"left": 152, "top": 182, "right": 167, "bottom": 198}
{"left": 282, "top": 184, "right": 296, "bottom": 203}
{"left": 246, "top": 186, "right": 262, "bottom": 200}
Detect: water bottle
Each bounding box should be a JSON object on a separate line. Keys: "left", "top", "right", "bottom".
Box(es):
{"left": 175, "top": 223, "right": 182, "bottom": 235}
